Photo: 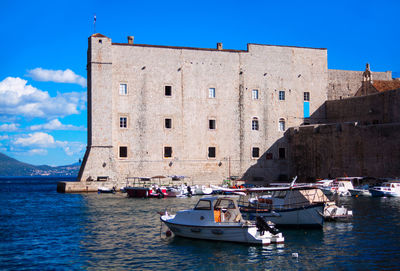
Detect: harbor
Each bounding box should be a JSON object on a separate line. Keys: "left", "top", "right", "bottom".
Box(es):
{"left": 2, "top": 176, "right": 400, "bottom": 270}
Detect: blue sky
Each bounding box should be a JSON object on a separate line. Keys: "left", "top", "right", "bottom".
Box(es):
{"left": 0, "top": 0, "right": 399, "bottom": 166}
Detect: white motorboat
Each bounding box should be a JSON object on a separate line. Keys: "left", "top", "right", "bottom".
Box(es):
{"left": 160, "top": 196, "right": 284, "bottom": 245}
{"left": 369, "top": 181, "right": 400, "bottom": 197}
{"left": 348, "top": 185, "right": 372, "bottom": 197}
{"left": 320, "top": 177, "right": 357, "bottom": 197}
{"left": 193, "top": 185, "right": 213, "bottom": 195}
{"left": 238, "top": 186, "right": 325, "bottom": 227}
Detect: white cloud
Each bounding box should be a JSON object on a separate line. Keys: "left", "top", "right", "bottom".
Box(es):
{"left": 27, "top": 68, "right": 87, "bottom": 87}
{"left": 0, "top": 123, "right": 19, "bottom": 132}
{"left": 13, "top": 132, "right": 86, "bottom": 156}
{"left": 14, "top": 132, "right": 56, "bottom": 148}
{"left": 0, "top": 77, "right": 86, "bottom": 118}
{"left": 0, "top": 135, "right": 9, "bottom": 140}
{"left": 30, "top": 119, "right": 86, "bottom": 131}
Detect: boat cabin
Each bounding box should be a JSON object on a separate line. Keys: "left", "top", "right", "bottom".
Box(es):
{"left": 172, "top": 197, "right": 244, "bottom": 226}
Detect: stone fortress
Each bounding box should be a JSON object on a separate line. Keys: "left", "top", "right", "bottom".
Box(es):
{"left": 60, "top": 33, "right": 400, "bottom": 192}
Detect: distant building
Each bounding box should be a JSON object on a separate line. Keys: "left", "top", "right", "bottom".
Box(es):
{"left": 78, "top": 34, "right": 396, "bottom": 186}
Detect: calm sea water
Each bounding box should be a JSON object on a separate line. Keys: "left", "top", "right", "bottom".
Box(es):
{"left": 1, "top": 177, "right": 400, "bottom": 270}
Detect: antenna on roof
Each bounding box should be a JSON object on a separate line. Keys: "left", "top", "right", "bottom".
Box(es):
{"left": 93, "top": 14, "right": 97, "bottom": 33}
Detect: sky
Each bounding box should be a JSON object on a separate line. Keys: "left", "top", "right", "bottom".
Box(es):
{"left": 0, "top": 0, "right": 399, "bottom": 166}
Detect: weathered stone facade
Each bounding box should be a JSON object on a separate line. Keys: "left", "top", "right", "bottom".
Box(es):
{"left": 287, "top": 89, "right": 400, "bottom": 181}
{"left": 78, "top": 34, "right": 328, "bottom": 186}
{"left": 328, "top": 69, "right": 391, "bottom": 100}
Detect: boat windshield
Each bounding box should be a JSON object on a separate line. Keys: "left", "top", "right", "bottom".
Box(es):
{"left": 214, "top": 199, "right": 236, "bottom": 210}
{"left": 194, "top": 200, "right": 211, "bottom": 210}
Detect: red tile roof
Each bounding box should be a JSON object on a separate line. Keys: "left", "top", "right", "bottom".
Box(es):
{"left": 91, "top": 33, "right": 108, "bottom": 38}
{"left": 372, "top": 80, "right": 400, "bottom": 92}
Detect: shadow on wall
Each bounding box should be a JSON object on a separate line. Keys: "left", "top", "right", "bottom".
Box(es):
{"left": 240, "top": 102, "right": 328, "bottom": 185}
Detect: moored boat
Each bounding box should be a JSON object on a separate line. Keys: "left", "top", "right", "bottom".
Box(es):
{"left": 369, "top": 180, "right": 400, "bottom": 197}
{"left": 160, "top": 196, "right": 284, "bottom": 245}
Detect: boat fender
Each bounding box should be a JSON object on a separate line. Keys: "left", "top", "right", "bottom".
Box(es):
{"left": 166, "top": 230, "right": 172, "bottom": 237}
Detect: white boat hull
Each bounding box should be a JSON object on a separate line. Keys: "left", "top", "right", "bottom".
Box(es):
{"left": 348, "top": 188, "right": 371, "bottom": 197}
{"left": 161, "top": 216, "right": 283, "bottom": 245}
{"left": 240, "top": 204, "right": 324, "bottom": 227}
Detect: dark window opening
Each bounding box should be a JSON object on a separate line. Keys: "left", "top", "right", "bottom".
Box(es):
{"left": 208, "top": 147, "right": 216, "bottom": 158}
{"left": 209, "top": 119, "right": 216, "bottom": 130}
{"left": 164, "top": 147, "right": 172, "bottom": 158}
{"left": 252, "top": 147, "right": 260, "bottom": 158}
{"left": 119, "top": 146, "right": 127, "bottom": 158}
{"left": 165, "top": 118, "right": 172, "bottom": 129}
{"left": 165, "top": 86, "right": 172, "bottom": 96}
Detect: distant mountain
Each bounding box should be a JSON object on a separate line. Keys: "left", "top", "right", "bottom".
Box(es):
{"left": 0, "top": 152, "right": 80, "bottom": 176}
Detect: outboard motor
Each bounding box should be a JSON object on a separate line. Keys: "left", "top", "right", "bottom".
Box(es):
{"left": 187, "top": 186, "right": 192, "bottom": 197}
{"left": 157, "top": 187, "right": 165, "bottom": 198}
{"left": 256, "top": 216, "right": 280, "bottom": 235}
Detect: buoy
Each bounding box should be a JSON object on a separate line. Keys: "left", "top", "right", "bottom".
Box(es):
{"left": 166, "top": 230, "right": 172, "bottom": 237}
{"left": 292, "top": 253, "right": 299, "bottom": 258}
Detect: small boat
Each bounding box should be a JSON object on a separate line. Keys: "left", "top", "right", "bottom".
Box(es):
{"left": 97, "top": 187, "right": 116, "bottom": 194}
{"left": 348, "top": 185, "right": 372, "bottom": 197}
{"left": 238, "top": 186, "right": 326, "bottom": 228}
{"left": 369, "top": 180, "right": 400, "bottom": 197}
{"left": 193, "top": 185, "right": 213, "bottom": 195}
{"left": 320, "top": 177, "right": 358, "bottom": 197}
{"left": 160, "top": 196, "right": 284, "bottom": 245}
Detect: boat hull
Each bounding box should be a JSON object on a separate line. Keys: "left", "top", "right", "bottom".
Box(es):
{"left": 240, "top": 204, "right": 324, "bottom": 228}
{"left": 125, "top": 187, "right": 150, "bottom": 198}
{"left": 369, "top": 189, "right": 400, "bottom": 197}
{"left": 348, "top": 188, "right": 371, "bottom": 197}
{"left": 161, "top": 218, "right": 283, "bottom": 245}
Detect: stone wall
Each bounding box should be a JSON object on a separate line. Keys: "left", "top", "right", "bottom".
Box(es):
{"left": 78, "top": 35, "right": 328, "bottom": 186}
{"left": 326, "top": 89, "right": 400, "bottom": 124}
{"left": 287, "top": 122, "right": 400, "bottom": 181}
{"left": 328, "top": 69, "right": 391, "bottom": 100}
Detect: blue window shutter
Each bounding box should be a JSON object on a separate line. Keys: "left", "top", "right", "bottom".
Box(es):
{"left": 303, "top": 101, "right": 310, "bottom": 118}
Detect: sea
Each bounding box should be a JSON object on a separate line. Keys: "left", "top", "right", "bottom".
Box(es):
{"left": 1, "top": 177, "right": 400, "bottom": 271}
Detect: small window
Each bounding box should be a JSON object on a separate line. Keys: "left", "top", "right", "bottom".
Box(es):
{"left": 279, "top": 91, "right": 285, "bottom": 101}
{"left": 164, "top": 146, "right": 172, "bottom": 158}
{"left": 252, "top": 89, "right": 259, "bottom": 100}
{"left": 304, "top": 92, "right": 310, "bottom": 101}
{"left": 208, "top": 147, "right": 216, "bottom": 158}
{"left": 279, "top": 148, "right": 286, "bottom": 159}
{"left": 194, "top": 200, "right": 211, "bottom": 210}
{"left": 165, "top": 85, "right": 172, "bottom": 96}
{"left": 119, "top": 84, "right": 127, "bottom": 95}
{"left": 209, "top": 87, "right": 216, "bottom": 98}
{"left": 165, "top": 118, "right": 172, "bottom": 129}
{"left": 252, "top": 147, "right": 260, "bottom": 158}
{"left": 209, "top": 119, "right": 216, "bottom": 130}
{"left": 252, "top": 117, "right": 259, "bottom": 131}
{"left": 119, "top": 146, "right": 128, "bottom": 158}
{"left": 120, "top": 117, "right": 127, "bottom": 128}
{"left": 279, "top": 118, "right": 285, "bottom": 131}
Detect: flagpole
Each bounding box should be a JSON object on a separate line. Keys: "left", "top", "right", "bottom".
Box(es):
{"left": 93, "top": 14, "right": 96, "bottom": 33}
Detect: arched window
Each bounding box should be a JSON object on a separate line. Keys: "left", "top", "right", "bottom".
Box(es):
{"left": 279, "top": 118, "right": 285, "bottom": 131}
{"left": 252, "top": 117, "right": 259, "bottom": 131}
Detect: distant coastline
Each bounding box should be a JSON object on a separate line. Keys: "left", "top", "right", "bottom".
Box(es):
{"left": 0, "top": 152, "right": 80, "bottom": 177}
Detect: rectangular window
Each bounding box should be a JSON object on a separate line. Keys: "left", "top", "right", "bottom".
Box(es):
{"left": 208, "top": 147, "right": 216, "bottom": 158}
{"left": 252, "top": 118, "right": 259, "bottom": 131}
{"left": 209, "top": 119, "right": 216, "bottom": 130}
{"left": 120, "top": 117, "right": 127, "bottom": 128}
{"left": 209, "top": 87, "right": 216, "bottom": 98}
{"left": 165, "top": 86, "right": 172, "bottom": 96}
{"left": 119, "top": 146, "right": 128, "bottom": 158}
{"left": 252, "top": 89, "right": 259, "bottom": 100}
{"left": 165, "top": 118, "right": 172, "bottom": 129}
{"left": 279, "top": 91, "right": 285, "bottom": 100}
{"left": 304, "top": 92, "right": 310, "bottom": 101}
{"left": 119, "top": 84, "right": 127, "bottom": 95}
{"left": 252, "top": 147, "right": 260, "bottom": 158}
{"left": 279, "top": 148, "right": 286, "bottom": 159}
{"left": 164, "top": 146, "right": 172, "bottom": 158}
